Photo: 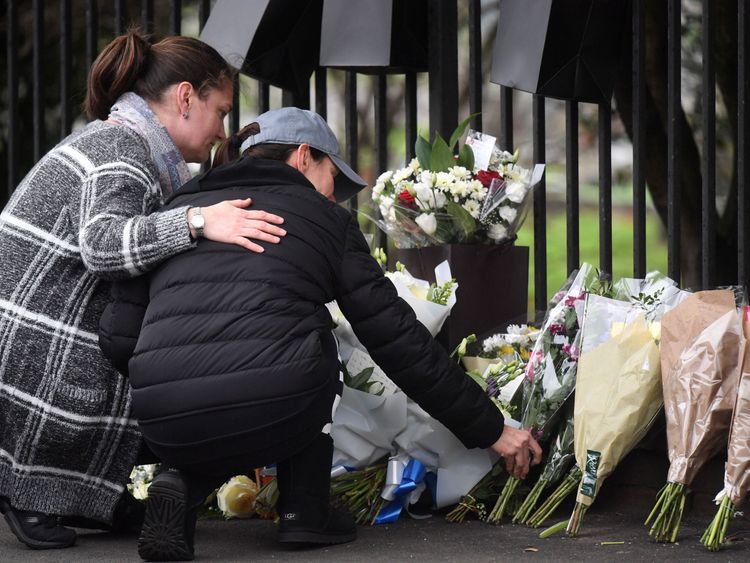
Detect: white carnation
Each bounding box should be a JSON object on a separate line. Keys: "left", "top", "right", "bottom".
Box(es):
{"left": 415, "top": 213, "right": 437, "bottom": 236}
{"left": 409, "top": 157, "right": 422, "bottom": 173}
{"left": 499, "top": 206, "right": 517, "bottom": 223}
{"left": 488, "top": 223, "right": 508, "bottom": 242}
{"left": 505, "top": 181, "right": 528, "bottom": 203}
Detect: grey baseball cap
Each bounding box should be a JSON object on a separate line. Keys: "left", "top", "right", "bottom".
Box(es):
{"left": 239, "top": 107, "right": 367, "bottom": 202}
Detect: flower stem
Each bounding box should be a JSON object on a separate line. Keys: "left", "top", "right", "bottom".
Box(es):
{"left": 539, "top": 519, "right": 569, "bottom": 539}
{"left": 446, "top": 495, "right": 477, "bottom": 523}
{"left": 486, "top": 477, "right": 520, "bottom": 524}
{"left": 645, "top": 482, "right": 687, "bottom": 543}
{"left": 565, "top": 502, "right": 587, "bottom": 536}
{"left": 527, "top": 466, "right": 581, "bottom": 528}
{"left": 700, "top": 495, "right": 735, "bottom": 551}
{"left": 513, "top": 479, "right": 548, "bottom": 524}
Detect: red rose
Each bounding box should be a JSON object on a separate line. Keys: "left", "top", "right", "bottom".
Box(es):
{"left": 476, "top": 169, "right": 502, "bottom": 188}
{"left": 399, "top": 189, "right": 417, "bottom": 209}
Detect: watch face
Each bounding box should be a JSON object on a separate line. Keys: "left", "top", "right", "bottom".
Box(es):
{"left": 192, "top": 214, "right": 205, "bottom": 229}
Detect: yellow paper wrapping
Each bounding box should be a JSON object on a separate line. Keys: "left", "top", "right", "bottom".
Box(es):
{"left": 574, "top": 296, "right": 662, "bottom": 507}
{"left": 724, "top": 307, "right": 750, "bottom": 508}
{"left": 659, "top": 290, "right": 743, "bottom": 485}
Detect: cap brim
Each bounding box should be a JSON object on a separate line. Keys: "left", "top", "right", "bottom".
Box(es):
{"left": 330, "top": 154, "right": 367, "bottom": 202}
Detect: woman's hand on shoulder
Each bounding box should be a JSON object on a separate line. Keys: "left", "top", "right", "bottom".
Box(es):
{"left": 195, "top": 198, "right": 286, "bottom": 253}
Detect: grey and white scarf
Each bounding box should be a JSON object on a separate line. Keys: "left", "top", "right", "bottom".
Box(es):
{"left": 109, "top": 92, "right": 192, "bottom": 196}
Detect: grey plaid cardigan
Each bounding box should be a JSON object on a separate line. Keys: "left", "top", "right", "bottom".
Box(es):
{"left": 0, "top": 121, "right": 194, "bottom": 522}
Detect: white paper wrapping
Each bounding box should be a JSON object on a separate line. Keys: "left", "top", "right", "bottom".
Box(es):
{"left": 329, "top": 260, "right": 494, "bottom": 507}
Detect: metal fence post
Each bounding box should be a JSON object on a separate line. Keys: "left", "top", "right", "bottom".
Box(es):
{"left": 427, "top": 0, "right": 458, "bottom": 140}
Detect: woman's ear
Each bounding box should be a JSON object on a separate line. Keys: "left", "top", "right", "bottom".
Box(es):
{"left": 175, "top": 81, "right": 194, "bottom": 118}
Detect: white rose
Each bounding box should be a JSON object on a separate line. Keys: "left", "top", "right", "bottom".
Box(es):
{"left": 415, "top": 213, "right": 437, "bottom": 235}
{"left": 217, "top": 475, "right": 258, "bottom": 519}
{"left": 434, "top": 190, "right": 447, "bottom": 209}
{"left": 376, "top": 170, "right": 394, "bottom": 184}
{"left": 414, "top": 184, "right": 434, "bottom": 210}
{"left": 499, "top": 206, "right": 517, "bottom": 223}
{"left": 415, "top": 185, "right": 446, "bottom": 210}
{"left": 488, "top": 223, "right": 508, "bottom": 241}
{"left": 505, "top": 182, "right": 527, "bottom": 203}
{"left": 462, "top": 199, "right": 481, "bottom": 219}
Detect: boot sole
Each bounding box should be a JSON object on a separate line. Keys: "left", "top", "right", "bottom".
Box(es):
{"left": 137, "top": 478, "right": 194, "bottom": 561}
{"left": 278, "top": 528, "right": 357, "bottom": 545}
{"left": 0, "top": 499, "right": 76, "bottom": 550}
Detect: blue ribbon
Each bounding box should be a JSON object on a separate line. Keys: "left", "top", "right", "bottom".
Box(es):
{"left": 375, "top": 459, "right": 430, "bottom": 524}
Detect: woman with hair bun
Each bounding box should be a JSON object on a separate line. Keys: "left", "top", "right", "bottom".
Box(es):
{"left": 0, "top": 30, "right": 285, "bottom": 551}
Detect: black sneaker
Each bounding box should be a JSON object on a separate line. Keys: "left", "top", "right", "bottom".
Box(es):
{"left": 137, "top": 470, "right": 196, "bottom": 561}
{"left": 0, "top": 497, "right": 76, "bottom": 550}
{"left": 278, "top": 508, "right": 356, "bottom": 545}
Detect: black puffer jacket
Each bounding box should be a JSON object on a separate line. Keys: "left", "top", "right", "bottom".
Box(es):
{"left": 102, "top": 158, "right": 504, "bottom": 462}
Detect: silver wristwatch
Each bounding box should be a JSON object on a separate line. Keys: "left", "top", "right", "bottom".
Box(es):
{"left": 189, "top": 207, "right": 205, "bottom": 238}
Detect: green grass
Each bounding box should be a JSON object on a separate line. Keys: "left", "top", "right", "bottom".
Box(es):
{"left": 516, "top": 206, "right": 669, "bottom": 314}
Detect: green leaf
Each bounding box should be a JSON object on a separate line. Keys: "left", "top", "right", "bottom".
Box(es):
{"left": 457, "top": 143, "right": 475, "bottom": 170}
{"left": 415, "top": 134, "right": 432, "bottom": 170}
{"left": 430, "top": 133, "right": 456, "bottom": 172}
{"left": 348, "top": 367, "right": 375, "bottom": 390}
{"left": 448, "top": 113, "right": 480, "bottom": 150}
{"left": 466, "top": 370, "right": 487, "bottom": 390}
{"left": 446, "top": 200, "right": 477, "bottom": 241}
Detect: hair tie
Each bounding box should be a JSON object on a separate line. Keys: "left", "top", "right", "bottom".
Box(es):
{"left": 230, "top": 135, "right": 242, "bottom": 150}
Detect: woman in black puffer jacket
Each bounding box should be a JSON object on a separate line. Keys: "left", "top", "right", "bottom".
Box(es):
{"left": 100, "top": 107, "right": 541, "bottom": 562}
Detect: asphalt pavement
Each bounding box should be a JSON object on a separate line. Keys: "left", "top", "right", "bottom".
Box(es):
{"left": 1, "top": 499, "right": 748, "bottom": 562}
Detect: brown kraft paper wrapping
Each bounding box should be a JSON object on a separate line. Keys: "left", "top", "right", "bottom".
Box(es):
{"left": 660, "top": 290, "right": 744, "bottom": 485}
{"left": 724, "top": 307, "right": 750, "bottom": 508}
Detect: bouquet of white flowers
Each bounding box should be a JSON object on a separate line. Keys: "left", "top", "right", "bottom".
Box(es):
{"left": 368, "top": 118, "right": 543, "bottom": 248}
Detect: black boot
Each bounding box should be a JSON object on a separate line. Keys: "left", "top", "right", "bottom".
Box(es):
{"left": 0, "top": 497, "right": 76, "bottom": 550}
{"left": 276, "top": 434, "right": 357, "bottom": 545}
{"left": 137, "top": 469, "right": 197, "bottom": 561}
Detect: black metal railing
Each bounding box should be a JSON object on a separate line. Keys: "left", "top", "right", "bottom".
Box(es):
{"left": 2, "top": 0, "right": 749, "bottom": 312}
